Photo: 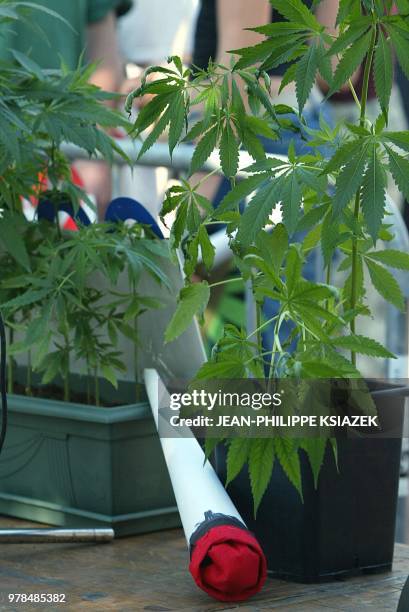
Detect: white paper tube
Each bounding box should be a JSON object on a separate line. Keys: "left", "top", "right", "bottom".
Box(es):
{"left": 144, "top": 368, "right": 245, "bottom": 542}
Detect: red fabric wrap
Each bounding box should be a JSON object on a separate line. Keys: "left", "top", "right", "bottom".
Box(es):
{"left": 189, "top": 525, "right": 267, "bottom": 602}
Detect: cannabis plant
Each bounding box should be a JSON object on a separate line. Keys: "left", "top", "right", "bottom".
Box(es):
{"left": 0, "top": 2, "right": 172, "bottom": 405}
{"left": 0, "top": 221, "right": 170, "bottom": 404}
{"left": 128, "top": 0, "right": 409, "bottom": 508}
{"left": 132, "top": 0, "right": 409, "bottom": 508}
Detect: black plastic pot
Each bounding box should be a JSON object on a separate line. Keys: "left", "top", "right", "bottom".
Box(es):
{"left": 214, "top": 383, "right": 407, "bottom": 583}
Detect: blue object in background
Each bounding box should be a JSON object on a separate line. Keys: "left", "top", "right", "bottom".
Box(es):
{"left": 37, "top": 198, "right": 92, "bottom": 226}
{"left": 105, "top": 197, "right": 164, "bottom": 239}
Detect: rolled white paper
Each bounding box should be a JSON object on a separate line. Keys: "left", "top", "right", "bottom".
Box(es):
{"left": 144, "top": 368, "right": 244, "bottom": 542}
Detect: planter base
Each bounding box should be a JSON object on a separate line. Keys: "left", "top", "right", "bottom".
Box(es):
{"left": 0, "top": 383, "right": 181, "bottom": 536}
{"left": 0, "top": 492, "right": 180, "bottom": 537}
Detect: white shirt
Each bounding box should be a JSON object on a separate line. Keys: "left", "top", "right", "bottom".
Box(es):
{"left": 118, "top": 0, "right": 199, "bottom": 65}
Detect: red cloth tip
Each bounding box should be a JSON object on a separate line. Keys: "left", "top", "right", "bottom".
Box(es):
{"left": 189, "top": 525, "right": 267, "bottom": 602}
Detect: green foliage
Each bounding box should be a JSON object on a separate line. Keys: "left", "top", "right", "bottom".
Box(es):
{"left": 165, "top": 282, "right": 210, "bottom": 343}
{"left": 0, "top": 1, "right": 168, "bottom": 403}
{"left": 129, "top": 0, "right": 409, "bottom": 511}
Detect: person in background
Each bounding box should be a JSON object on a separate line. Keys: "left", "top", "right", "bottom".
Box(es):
{"left": 117, "top": 0, "right": 200, "bottom": 218}
{"left": 193, "top": 0, "right": 338, "bottom": 119}
{"left": 0, "top": 0, "right": 131, "bottom": 218}
{"left": 118, "top": 0, "right": 199, "bottom": 68}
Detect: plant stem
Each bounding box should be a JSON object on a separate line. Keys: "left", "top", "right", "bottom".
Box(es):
{"left": 94, "top": 368, "right": 100, "bottom": 407}
{"left": 192, "top": 168, "right": 219, "bottom": 190}
{"left": 26, "top": 350, "right": 32, "bottom": 396}
{"left": 86, "top": 366, "right": 91, "bottom": 405}
{"left": 347, "top": 78, "right": 361, "bottom": 112}
{"left": 349, "top": 25, "right": 377, "bottom": 366}
{"left": 209, "top": 277, "right": 243, "bottom": 289}
{"left": 134, "top": 316, "right": 140, "bottom": 403}
{"left": 256, "top": 301, "right": 263, "bottom": 359}
{"left": 8, "top": 327, "right": 13, "bottom": 394}
{"left": 247, "top": 314, "right": 278, "bottom": 339}
{"left": 62, "top": 328, "right": 70, "bottom": 402}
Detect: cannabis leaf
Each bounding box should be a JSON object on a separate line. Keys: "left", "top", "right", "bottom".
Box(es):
{"left": 366, "top": 258, "right": 405, "bottom": 311}
{"left": 165, "top": 282, "right": 210, "bottom": 342}
{"left": 331, "top": 334, "right": 395, "bottom": 358}
{"left": 249, "top": 438, "right": 275, "bottom": 515}
{"left": 361, "top": 144, "right": 387, "bottom": 242}
{"left": 328, "top": 30, "right": 372, "bottom": 96}
{"left": 226, "top": 438, "right": 251, "bottom": 486}
{"left": 373, "top": 29, "right": 393, "bottom": 121}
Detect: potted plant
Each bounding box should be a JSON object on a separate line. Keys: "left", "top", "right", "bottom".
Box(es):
{"left": 130, "top": 0, "right": 409, "bottom": 578}
{"left": 0, "top": 5, "right": 184, "bottom": 535}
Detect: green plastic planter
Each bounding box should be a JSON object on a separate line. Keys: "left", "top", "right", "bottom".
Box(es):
{"left": 0, "top": 381, "right": 180, "bottom": 536}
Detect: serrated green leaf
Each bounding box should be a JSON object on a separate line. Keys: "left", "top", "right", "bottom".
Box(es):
{"left": 1, "top": 288, "right": 50, "bottom": 311}
{"left": 323, "top": 140, "right": 361, "bottom": 175}
{"left": 274, "top": 437, "right": 303, "bottom": 500}
{"left": 286, "top": 245, "right": 303, "bottom": 296}
{"left": 249, "top": 438, "right": 275, "bottom": 515}
{"left": 243, "top": 115, "right": 278, "bottom": 140}
{"left": 198, "top": 225, "right": 215, "bottom": 270}
{"left": 204, "top": 437, "right": 222, "bottom": 461}
{"left": 11, "top": 49, "right": 44, "bottom": 80}
{"left": 361, "top": 144, "right": 387, "bottom": 242}
{"left": 132, "top": 93, "right": 171, "bottom": 133}
{"left": 374, "top": 30, "right": 393, "bottom": 120}
{"left": 101, "top": 365, "right": 118, "bottom": 389}
{"left": 332, "top": 334, "right": 395, "bottom": 358}
{"left": 237, "top": 180, "right": 282, "bottom": 246}
{"left": 333, "top": 143, "right": 368, "bottom": 216}
{"left": 336, "top": 0, "right": 360, "bottom": 25}
{"left": 189, "top": 124, "right": 218, "bottom": 175}
{"left": 137, "top": 105, "right": 172, "bottom": 159}
{"left": 279, "top": 63, "right": 297, "bottom": 93}
{"left": 321, "top": 210, "right": 340, "bottom": 265}
{"left": 270, "top": 0, "right": 321, "bottom": 31}
{"left": 256, "top": 223, "right": 288, "bottom": 273}
{"left": 303, "top": 223, "right": 322, "bottom": 252}
{"left": 0, "top": 212, "right": 30, "bottom": 271}
{"left": 316, "top": 40, "right": 333, "bottom": 84}
{"left": 300, "top": 438, "right": 327, "bottom": 488}
{"left": 366, "top": 249, "right": 409, "bottom": 270}
{"left": 388, "top": 26, "right": 409, "bottom": 81}
{"left": 329, "top": 30, "right": 372, "bottom": 96}
{"left": 195, "top": 358, "right": 246, "bottom": 379}
{"left": 168, "top": 95, "right": 185, "bottom": 157}
{"left": 226, "top": 438, "right": 251, "bottom": 485}
{"left": 297, "top": 203, "right": 328, "bottom": 232}
{"left": 281, "top": 172, "right": 302, "bottom": 235}
{"left": 295, "top": 43, "right": 319, "bottom": 112}
{"left": 41, "top": 354, "right": 61, "bottom": 386}
{"left": 383, "top": 131, "right": 409, "bottom": 153}
{"left": 219, "top": 122, "right": 239, "bottom": 178}
{"left": 385, "top": 145, "right": 409, "bottom": 201}
{"left": 165, "top": 282, "right": 210, "bottom": 342}
{"left": 327, "top": 20, "right": 370, "bottom": 56}
{"left": 366, "top": 258, "right": 405, "bottom": 310}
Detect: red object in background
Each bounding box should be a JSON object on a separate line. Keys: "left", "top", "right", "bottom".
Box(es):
{"left": 189, "top": 524, "right": 267, "bottom": 602}
{"left": 21, "top": 166, "right": 93, "bottom": 231}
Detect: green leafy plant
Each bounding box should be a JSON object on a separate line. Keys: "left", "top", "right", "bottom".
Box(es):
{"left": 0, "top": 2, "right": 171, "bottom": 405}
{"left": 1, "top": 222, "right": 170, "bottom": 404}
{"left": 130, "top": 0, "right": 409, "bottom": 512}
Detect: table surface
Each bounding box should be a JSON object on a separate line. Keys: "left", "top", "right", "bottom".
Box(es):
{"left": 0, "top": 517, "right": 407, "bottom": 611}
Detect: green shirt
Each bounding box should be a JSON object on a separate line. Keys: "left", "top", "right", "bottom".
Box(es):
{"left": 0, "top": 0, "right": 131, "bottom": 69}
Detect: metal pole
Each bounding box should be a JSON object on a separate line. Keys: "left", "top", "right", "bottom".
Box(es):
{"left": 0, "top": 528, "right": 114, "bottom": 543}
